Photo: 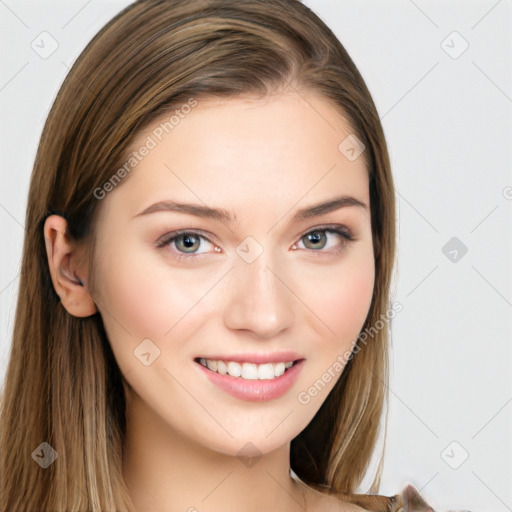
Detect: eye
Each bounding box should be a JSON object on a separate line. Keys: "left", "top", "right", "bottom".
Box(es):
{"left": 292, "top": 225, "right": 354, "bottom": 254}
{"left": 155, "top": 224, "right": 355, "bottom": 261}
{"left": 156, "top": 230, "right": 218, "bottom": 259}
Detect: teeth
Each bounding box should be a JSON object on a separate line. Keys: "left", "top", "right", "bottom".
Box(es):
{"left": 227, "top": 361, "right": 241, "bottom": 377}
{"left": 217, "top": 360, "right": 227, "bottom": 374}
{"left": 206, "top": 359, "right": 217, "bottom": 372}
{"left": 198, "top": 358, "right": 295, "bottom": 379}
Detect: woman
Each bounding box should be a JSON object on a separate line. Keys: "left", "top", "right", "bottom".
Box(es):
{"left": 0, "top": 1, "right": 459, "bottom": 510}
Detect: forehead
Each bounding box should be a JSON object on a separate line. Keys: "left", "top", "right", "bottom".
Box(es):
{"left": 105, "top": 91, "right": 370, "bottom": 219}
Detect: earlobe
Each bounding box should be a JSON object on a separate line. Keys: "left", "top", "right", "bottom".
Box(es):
{"left": 43, "top": 215, "right": 98, "bottom": 317}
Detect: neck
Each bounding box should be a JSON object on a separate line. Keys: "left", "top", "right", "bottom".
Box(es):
{"left": 121, "top": 393, "right": 308, "bottom": 512}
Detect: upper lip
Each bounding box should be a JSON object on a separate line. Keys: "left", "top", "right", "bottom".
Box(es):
{"left": 194, "top": 352, "right": 304, "bottom": 364}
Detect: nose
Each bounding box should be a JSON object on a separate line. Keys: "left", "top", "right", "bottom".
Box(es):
{"left": 222, "top": 252, "right": 295, "bottom": 339}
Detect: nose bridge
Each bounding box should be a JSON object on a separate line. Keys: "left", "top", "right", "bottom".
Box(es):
{"left": 222, "top": 244, "right": 294, "bottom": 337}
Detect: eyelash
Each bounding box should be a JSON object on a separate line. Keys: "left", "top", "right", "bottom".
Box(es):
{"left": 155, "top": 225, "right": 355, "bottom": 261}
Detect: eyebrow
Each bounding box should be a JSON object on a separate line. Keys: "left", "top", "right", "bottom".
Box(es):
{"left": 133, "top": 195, "right": 368, "bottom": 224}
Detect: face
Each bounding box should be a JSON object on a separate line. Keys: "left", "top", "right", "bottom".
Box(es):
{"left": 89, "top": 90, "right": 374, "bottom": 457}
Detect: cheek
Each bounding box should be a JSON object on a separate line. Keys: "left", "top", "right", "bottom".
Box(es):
{"left": 297, "top": 250, "right": 375, "bottom": 347}
{"left": 338, "top": 256, "right": 374, "bottom": 327}
{"left": 93, "top": 241, "right": 215, "bottom": 356}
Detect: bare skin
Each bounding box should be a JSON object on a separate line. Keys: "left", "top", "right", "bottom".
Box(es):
{"left": 44, "top": 90, "right": 374, "bottom": 512}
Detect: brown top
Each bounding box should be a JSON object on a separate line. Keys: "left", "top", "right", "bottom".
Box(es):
{"left": 339, "top": 484, "right": 431, "bottom": 511}
{"left": 290, "top": 471, "right": 474, "bottom": 511}
{"left": 340, "top": 483, "right": 475, "bottom": 511}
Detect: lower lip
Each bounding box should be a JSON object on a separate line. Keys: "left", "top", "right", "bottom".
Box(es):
{"left": 195, "top": 359, "right": 305, "bottom": 402}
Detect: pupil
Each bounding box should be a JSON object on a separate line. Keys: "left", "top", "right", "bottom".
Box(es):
{"left": 180, "top": 235, "right": 198, "bottom": 252}
{"left": 306, "top": 231, "right": 326, "bottom": 249}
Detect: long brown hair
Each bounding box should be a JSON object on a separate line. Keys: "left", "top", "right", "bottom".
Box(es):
{"left": 0, "top": 1, "right": 396, "bottom": 510}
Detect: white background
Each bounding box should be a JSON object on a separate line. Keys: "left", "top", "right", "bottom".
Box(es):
{"left": 0, "top": 1, "right": 511, "bottom": 510}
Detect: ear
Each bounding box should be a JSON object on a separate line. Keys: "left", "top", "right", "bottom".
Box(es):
{"left": 43, "top": 214, "right": 98, "bottom": 317}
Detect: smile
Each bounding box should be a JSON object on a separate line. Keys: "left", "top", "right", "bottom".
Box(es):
{"left": 196, "top": 358, "right": 297, "bottom": 380}
{"left": 194, "top": 358, "right": 305, "bottom": 402}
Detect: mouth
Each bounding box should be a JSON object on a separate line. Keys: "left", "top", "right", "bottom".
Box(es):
{"left": 193, "top": 357, "right": 306, "bottom": 402}
{"left": 193, "top": 357, "right": 303, "bottom": 380}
